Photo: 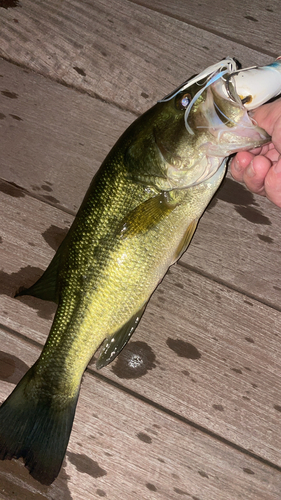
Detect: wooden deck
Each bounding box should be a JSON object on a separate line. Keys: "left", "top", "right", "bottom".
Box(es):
{"left": 1, "top": 1, "right": 281, "bottom": 498}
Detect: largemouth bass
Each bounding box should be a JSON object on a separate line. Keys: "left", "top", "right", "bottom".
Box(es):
{"left": 1, "top": 57, "right": 280, "bottom": 485}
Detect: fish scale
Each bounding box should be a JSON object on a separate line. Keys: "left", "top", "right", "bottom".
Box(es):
{"left": 0, "top": 57, "right": 280, "bottom": 485}
{"left": 35, "top": 156, "right": 226, "bottom": 389}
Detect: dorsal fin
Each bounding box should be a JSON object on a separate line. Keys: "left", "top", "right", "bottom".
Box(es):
{"left": 15, "top": 245, "right": 64, "bottom": 303}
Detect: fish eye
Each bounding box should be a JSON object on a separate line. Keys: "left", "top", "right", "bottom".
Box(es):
{"left": 175, "top": 92, "right": 191, "bottom": 111}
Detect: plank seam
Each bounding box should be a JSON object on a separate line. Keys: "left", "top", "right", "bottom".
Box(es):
{"left": 176, "top": 261, "right": 281, "bottom": 313}
{"left": 0, "top": 55, "right": 140, "bottom": 118}
{"left": 0, "top": 178, "right": 76, "bottom": 216}
{"left": 127, "top": 0, "right": 278, "bottom": 59}
{"left": 2, "top": 177, "right": 279, "bottom": 313}
{"left": 1, "top": 177, "right": 279, "bottom": 311}
{"left": 90, "top": 367, "right": 281, "bottom": 473}
{"left": 1, "top": 322, "right": 281, "bottom": 473}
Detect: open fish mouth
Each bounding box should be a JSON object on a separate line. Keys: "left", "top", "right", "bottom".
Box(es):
{"left": 160, "top": 57, "right": 281, "bottom": 135}
{"left": 160, "top": 57, "right": 241, "bottom": 135}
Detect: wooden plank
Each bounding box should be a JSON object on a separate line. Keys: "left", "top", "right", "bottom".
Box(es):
{"left": 1, "top": 188, "right": 281, "bottom": 467}
{"left": 0, "top": 0, "right": 272, "bottom": 114}
{"left": 1, "top": 59, "right": 281, "bottom": 308}
{"left": 132, "top": 0, "right": 281, "bottom": 56}
{"left": 180, "top": 177, "right": 281, "bottom": 309}
{"left": 0, "top": 58, "right": 136, "bottom": 214}
{"left": 0, "top": 327, "right": 281, "bottom": 500}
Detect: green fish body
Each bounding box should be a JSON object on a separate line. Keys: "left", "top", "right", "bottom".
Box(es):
{"left": 0, "top": 58, "right": 271, "bottom": 484}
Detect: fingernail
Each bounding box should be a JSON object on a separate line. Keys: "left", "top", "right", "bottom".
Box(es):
{"left": 231, "top": 158, "right": 242, "bottom": 172}
{"left": 245, "top": 163, "right": 255, "bottom": 178}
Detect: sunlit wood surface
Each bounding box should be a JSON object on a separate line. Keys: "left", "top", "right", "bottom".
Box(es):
{"left": 1, "top": 1, "right": 281, "bottom": 498}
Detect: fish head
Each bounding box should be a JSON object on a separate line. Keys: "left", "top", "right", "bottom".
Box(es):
{"left": 151, "top": 57, "right": 271, "bottom": 190}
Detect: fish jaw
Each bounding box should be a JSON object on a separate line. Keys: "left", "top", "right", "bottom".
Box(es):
{"left": 195, "top": 83, "right": 270, "bottom": 158}
{"left": 153, "top": 57, "right": 275, "bottom": 191}
{"left": 200, "top": 58, "right": 281, "bottom": 153}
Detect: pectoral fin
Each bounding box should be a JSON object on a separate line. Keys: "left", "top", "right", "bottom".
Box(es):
{"left": 96, "top": 304, "right": 147, "bottom": 369}
{"left": 171, "top": 218, "right": 198, "bottom": 264}
{"left": 118, "top": 191, "right": 181, "bottom": 239}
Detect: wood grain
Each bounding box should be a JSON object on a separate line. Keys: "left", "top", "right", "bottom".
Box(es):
{"left": 0, "top": 0, "right": 272, "bottom": 114}
{"left": 0, "top": 58, "right": 135, "bottom": 214}
{"left": 1, "top": 187, "right": 281, "bottom": 467}
{"left": 132, "top": 0, "right": 281, "bottom": 56}
{"left": 1, "top": 58, "right": 281, "bottom": 309}
{"left": 0, "top": 328, "right": 281, "bottom": 500}
{"left": 1, "top": 1, "right": 281, "bottom": 496}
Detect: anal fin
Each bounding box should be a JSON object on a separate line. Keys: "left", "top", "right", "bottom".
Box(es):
{"left": 96, "top": 304, "right": 147, "bottom": 369}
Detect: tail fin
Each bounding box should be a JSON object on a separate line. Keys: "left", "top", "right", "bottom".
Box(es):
{"left": 0, "top": 366, "right": 79, "bottom": 485}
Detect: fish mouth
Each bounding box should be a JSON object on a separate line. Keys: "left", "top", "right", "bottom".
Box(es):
{"left": 155, "top": 58, "right": 271, "bottom": 189}
{"left": 159, "top": 58, "right": 240, "bottom": 135}
{"left": 160, "top": 57, "right": 281, "bottom": 135}
{"left": 202, "top": 59, "right": 281, "bottom": 111}
{"left": 191, "top": 66, "right": 271, "bottom": 155}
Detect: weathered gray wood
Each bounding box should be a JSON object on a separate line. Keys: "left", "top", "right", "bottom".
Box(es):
{"left": 1, "top": 1, "right": 281, "bottom": 498}
{"left": 0, "top": 58, "right": 136, "bottom": 214}
{"left": 180, "top": 180, "right": 281, "bottom": 309}
{"left": 1, "top": 58, "right": 281, "bottom": 309}
{"left": 1, "top": 187, "right": 281, "bottom": 467}
{"left": 0, "top": 0, "right": 272, "bottom": 114}
{"left": 1, "top": 327, "right": 281, "bottom": 500}
{"left": 132, "top": 0, "right": 281, "bottom": 57}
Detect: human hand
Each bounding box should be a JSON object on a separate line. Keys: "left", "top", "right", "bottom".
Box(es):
{"left": 230, "top": 99, "right": 281, "bottom": 207}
